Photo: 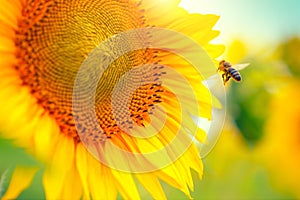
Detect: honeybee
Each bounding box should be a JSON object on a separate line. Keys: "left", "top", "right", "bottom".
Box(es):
{"left": 217, "top": 60, "right": 249, "bottom": 85}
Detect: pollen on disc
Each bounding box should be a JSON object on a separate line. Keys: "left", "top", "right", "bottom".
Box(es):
{"left": 14, "top": 0, "right": 167, "bottom": 142}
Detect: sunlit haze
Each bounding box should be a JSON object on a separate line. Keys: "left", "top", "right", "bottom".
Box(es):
{"left": 179, "top": 0, "right": 300, "bottom": 51}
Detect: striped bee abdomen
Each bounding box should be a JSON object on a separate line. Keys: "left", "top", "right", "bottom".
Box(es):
{"left": 228, "top": 67, "right": 241, "bottom": 82}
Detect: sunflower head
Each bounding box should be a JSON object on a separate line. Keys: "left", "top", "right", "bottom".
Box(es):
{"left": 0, "top": 0, "right": 224, "bottom": 199}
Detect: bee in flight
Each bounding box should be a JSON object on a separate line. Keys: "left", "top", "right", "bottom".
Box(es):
{"left": 217, "top": 60, "right": 250, "bottom": 85}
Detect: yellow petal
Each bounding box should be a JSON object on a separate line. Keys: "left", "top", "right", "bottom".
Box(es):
{"left": 76, "top": 144, "right": 90, "bottom": 200}
{"left": 33, "top": 115, "right": 60, "bottom": 162}
{"left": 42, "top": 168, "right": 64, "bottom": 199}
{"left": 0, "top": 36, "right": 15, "bottom": 53}
{"left": 135, "top": 173, "right": 167, "bottom": 200}
{"left": 110, "top": 170, "right": 141, "bottom": 200}
{"left": 2, "top": 166, "right": 38, "bottom": 199}
{"left": 60, "top": 165, "right": 83, "bottom": 200}
{"left": 184, "top": 145, "right": 203, "bottom": 177}
{"left": 42, "top": 135, "right": 75, "bottom": 199}
{"left": 195, "top": 127, "right": 207, "bottom": 143}
{"left": 87, "top": 154, "right": 117, "bottom": 200}
{"left": 0, "top": 0, "right": 21, "bottom": 30}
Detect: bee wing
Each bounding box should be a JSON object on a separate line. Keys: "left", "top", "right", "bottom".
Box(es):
{"left": 232, "top": 63, "right": 250, "bottom": 71}
{"left": 202, "top": 74, "right": 222, "bottom": 88}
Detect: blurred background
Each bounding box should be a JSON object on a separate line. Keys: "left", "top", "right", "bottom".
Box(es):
{"left": 1, "top": 0, "right": 300, "bottom": 199}
{"left": 176, "top": 0, "right": 300, "bottom": 199}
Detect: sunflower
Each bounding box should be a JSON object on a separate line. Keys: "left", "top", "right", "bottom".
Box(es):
{"left": 0, "top": 0, "right": 224, "bottom": 199}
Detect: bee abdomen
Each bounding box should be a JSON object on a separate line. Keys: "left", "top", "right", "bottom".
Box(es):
{"left": 228, "top": 67, "right": 241, "bottom": 81}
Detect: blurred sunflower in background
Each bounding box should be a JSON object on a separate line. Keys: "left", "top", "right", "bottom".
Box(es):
{"left": 0, "top": 0, "right": 224, "bottom": 199}
{"left": 255, "top": 37, "right": 300, "bottom": 198}
{"left": 256, "top": 80, "right": 300, "bottom": 198}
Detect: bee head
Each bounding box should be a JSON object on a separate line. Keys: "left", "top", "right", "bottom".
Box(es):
{"left": 219, "top": 60, "right": 232, "bottom": 68}
{"left": 223, "top": 61, "right": 231, "bottom": 68}
{"left": 219, "top": 60, "right": 225, "bottom": 65}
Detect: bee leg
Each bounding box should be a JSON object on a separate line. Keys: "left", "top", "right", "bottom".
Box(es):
{"left": 225, "top": 75, "right": 231, "bottom": 82}
{"left": 222, "top": 73, "right": 230, "bottom": 85}
{"left": 221, "top": 73, "right": 226, "bottom": 80}
{"left": 221, "top": 73, "right": 226, "bottom": 85}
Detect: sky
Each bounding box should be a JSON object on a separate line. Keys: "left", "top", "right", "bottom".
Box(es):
{"left": 179, "top": 0, "right": 300, "bottom": 49}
